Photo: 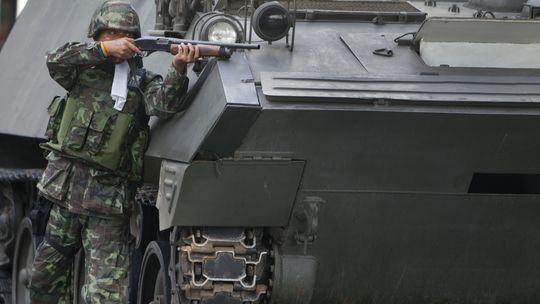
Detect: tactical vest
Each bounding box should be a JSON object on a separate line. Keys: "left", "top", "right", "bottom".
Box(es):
{"left": 42, "top": 64, "right": 149, "bottom": 181}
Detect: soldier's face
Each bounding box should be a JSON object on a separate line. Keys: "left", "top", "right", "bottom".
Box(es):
{"left": 98, "top": 29, "right": 135, "bottom": 41}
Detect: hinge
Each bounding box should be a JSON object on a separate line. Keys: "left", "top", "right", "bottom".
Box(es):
{"left": 232, "top": 151, "right": 294, "bottom": 161}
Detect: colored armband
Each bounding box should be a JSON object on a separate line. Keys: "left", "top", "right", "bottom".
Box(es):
{"left": 98, "top": 41, "right": 109, "bottom": 58}
{"left": 97, "top": 45, "right": 105, "bottom": 58}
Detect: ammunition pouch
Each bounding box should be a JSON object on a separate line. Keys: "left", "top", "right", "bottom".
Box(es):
{"left": 41, "top": 66, "right": 149, "bottom": 181}
{"left": 44, "top": 95, "right": 67, "bottom": 142}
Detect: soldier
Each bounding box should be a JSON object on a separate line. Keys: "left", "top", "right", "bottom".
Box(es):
{"left": 28, "top": 1, "right": 200, "bottom": 303}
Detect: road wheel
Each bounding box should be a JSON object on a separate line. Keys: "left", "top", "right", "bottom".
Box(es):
{"left": 137, "top": 241, "right": 171, "bottom": 304}
{"left": 11, "top": 217, "right": 37, "bottom": 304}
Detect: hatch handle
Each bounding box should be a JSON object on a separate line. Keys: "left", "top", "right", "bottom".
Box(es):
{"left": 373, "top": 48, "right": 394, "bottom": 57}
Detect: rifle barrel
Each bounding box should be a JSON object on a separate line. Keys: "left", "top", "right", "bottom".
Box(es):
{"left": 135, "top": 37, "right": 260, "bottom": 50}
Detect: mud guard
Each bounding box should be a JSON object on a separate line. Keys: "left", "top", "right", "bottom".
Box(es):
{"left": 156, "top": 159, "right": 305, "bottom": 229}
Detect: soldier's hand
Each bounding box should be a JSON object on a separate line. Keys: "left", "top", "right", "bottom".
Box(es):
{"left": 172, "top": 43, "right": 200, "bottom": 73}
{"left": 102, "top": 38, "right": 142, "bottom": 60}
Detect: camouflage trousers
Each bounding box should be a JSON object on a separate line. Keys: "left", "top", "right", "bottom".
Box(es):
{"left": 29, "top": 204, "right": 132, "bottom": 304}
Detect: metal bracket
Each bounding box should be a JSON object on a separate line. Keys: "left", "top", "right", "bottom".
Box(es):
{"left": 294, "top": 196, "right": 324, "bottom": 252}
{"left": 154, "top": 0, "right": 172, "bottom": 30}
{"left": 161, "top": 164, "right": 178, "bottom": 213}
{"left": 448, "top": 4, "right": 460, "bottom": 13}
{"left": 372, "top": 15, "right": 385, "bottom": 25}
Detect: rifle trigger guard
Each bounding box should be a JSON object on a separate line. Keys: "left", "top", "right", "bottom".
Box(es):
{"left": 140, "top": 51, "right": 154, "bottom": 57}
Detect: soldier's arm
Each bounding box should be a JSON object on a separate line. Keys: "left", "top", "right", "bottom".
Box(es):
{"left": 142, "top": 67, "right": 189, "bottom": 119}
{"left": 142, "top": 43, "right": 199, "bottom": 118}
{"left": 46, "top": 42, "right": 107, "bottom": 90}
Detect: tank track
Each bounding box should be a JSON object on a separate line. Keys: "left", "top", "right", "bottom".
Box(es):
{"left": 0, "top": 270, "right": 11, "bottom": 304}
{"left": 0, "top": 169, "right": 43, "bottom": 183}
{"left": 135, "top": 187, "right": 272, "bottom": 303}
{"left": 175, "top": 228, "right": 270, "bottom": 304}
{"left": 0, "top": 170, "right": 42, "bottom": 304}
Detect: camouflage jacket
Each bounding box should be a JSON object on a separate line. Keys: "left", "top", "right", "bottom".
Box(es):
{"left": 38, "top": 41, "right": 189, "bottom": 217}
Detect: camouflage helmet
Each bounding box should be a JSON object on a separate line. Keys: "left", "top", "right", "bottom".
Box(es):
{"left": 88, "top": 1, "right": 141, "bottom": 40}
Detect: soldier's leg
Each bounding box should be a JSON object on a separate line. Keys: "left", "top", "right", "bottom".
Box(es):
{"left": 29, "top": 205, "right": 83, "bottom": 304}
{"left": 82, "top": 215, "right": 132, "bottom": 303}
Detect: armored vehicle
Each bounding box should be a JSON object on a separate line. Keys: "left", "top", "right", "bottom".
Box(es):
{"left": 1, "top": 0, "right": 540, "bottom": 303}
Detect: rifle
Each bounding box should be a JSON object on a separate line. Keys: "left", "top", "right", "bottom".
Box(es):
{"left": 134, "top": 36, "right": 260, "bottom": 58}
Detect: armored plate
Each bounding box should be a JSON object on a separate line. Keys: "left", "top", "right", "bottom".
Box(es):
{"left": 143, "top": 55, "right": 260, "bottom": 183}
{"left": 156, "top": 159, "right": 305, "bottom": 228}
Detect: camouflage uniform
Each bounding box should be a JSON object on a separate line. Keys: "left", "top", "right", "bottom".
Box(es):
{"left": 29, "top": 2, "right": 189, "bottom": 303}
